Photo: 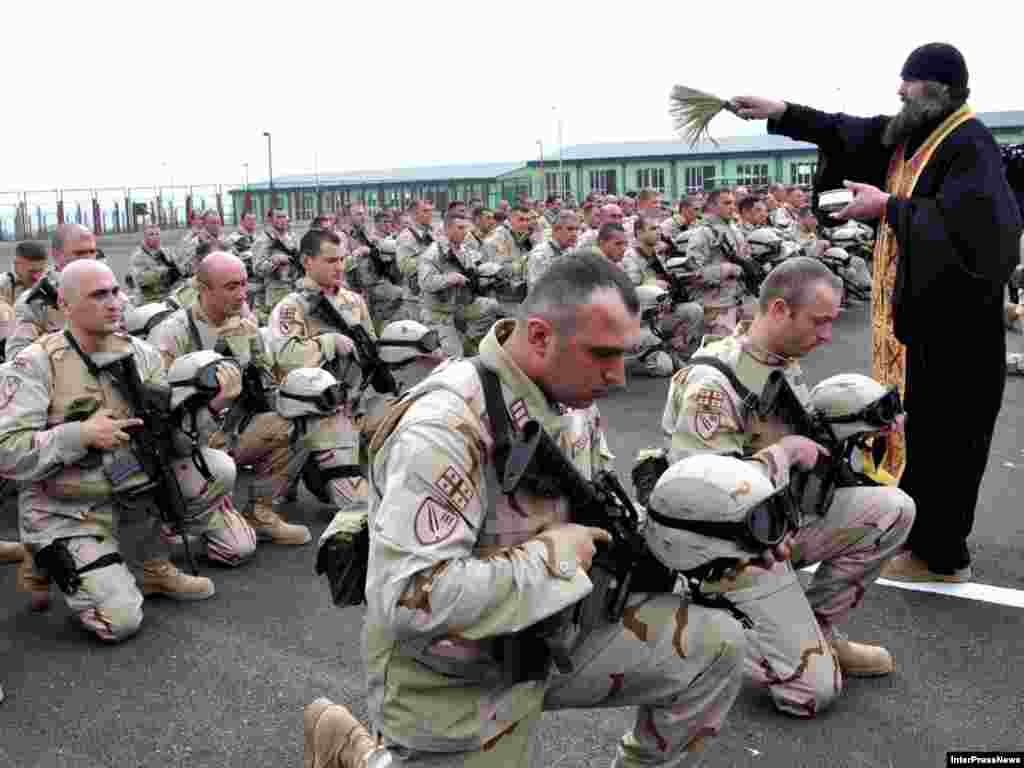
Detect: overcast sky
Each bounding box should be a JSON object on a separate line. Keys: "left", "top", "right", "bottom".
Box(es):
{"left": 2, "top": 0, "right": 1017, "bottom": 193}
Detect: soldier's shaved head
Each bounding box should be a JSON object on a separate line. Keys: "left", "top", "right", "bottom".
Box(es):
{"left": 60, "top": 259, "right": 116, "bottom": 307}
{"left": 51, "top": 224, "right": 98, "bottom": 270}
{"left": 197, "top": 250, "right": 248, "bottom": 323}
{"left": 197, "top": 250, "right": 245, "bottom": 287}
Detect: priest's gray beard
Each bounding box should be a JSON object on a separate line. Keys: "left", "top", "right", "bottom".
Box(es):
{"left": 882, "top": 83, "right": 958, "bottom": 147}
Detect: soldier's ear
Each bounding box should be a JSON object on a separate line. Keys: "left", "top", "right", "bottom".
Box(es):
{"left": 525, "top": 316, "right": 555, "bottom": 358}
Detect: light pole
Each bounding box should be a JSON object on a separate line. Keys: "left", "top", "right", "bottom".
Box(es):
{"left": 536, "top": 139, "right": 544, "bottom": 201}
{"left": 553, "top": 106, "right": 564, "bottom": 201}
{"left": 262, "top": 131, "right": 274, "bottom": 207}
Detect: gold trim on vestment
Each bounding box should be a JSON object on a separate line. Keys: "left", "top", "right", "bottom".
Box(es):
{"left": 871, "top": 104, "right": 975, "bottom": 479}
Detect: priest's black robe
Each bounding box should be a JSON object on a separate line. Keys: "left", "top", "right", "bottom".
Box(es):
{"left": 770, "top": 103, "right": 1023, "bottom": 573}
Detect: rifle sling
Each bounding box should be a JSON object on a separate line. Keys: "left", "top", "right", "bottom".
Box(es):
{"left": 470, "top": 358, "right": 514, "bottom": 486}
{"left": 185, "top": 307, "right": 204, "bottom": 352}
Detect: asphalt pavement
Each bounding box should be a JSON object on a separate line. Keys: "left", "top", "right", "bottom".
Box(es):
{"left": 0, "top": 229, "right": 1022, "bottom": 767}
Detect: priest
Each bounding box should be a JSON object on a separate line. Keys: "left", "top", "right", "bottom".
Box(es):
{"left": 732, "top": 43, "right": 1023, "bottom": 583}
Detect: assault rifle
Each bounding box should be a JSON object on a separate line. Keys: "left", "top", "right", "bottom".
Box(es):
{"left": 270, "top": 238, "right": 302, "bottom": 276}
{"left": 646, "top": 250, "right": 696, "bottom": 305}
{"left": 153, "top": 250, "right": 184, "bottom": 289}
{"left": 444, "top": 248, "right": 481, "bottom": 296}
{"left": 495, "top": 419, "right": 675, "bottom": 681}
{"left": 717, "top": 232, "right": 766, "bottom": 297}
{"left": 308, "top": 292, "right": 399, "bottom": 396}
{"left": 23, "top": 276, "right": 59, "bottom": 309}
{"left": 352, "top": 226, "right": 400, "bottom": 284}
{"left": 110, "top": 355, "right": 201, "bottom": 575}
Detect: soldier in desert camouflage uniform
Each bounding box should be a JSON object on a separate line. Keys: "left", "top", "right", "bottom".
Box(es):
{"left": 685, "top": 189, "right": 756, "bottom": 337}
{"left": 304, "top": 252, "right": 747, "bottom": 768}
{"left": 395, "top": 199, "right": 439, "bottom": 322}
{"left": 481, "top": 205, "right": 535, "bottom": 308}
{"left": 345, "top": 204, "right": 404, "bottom": 328}
{"left": 418, "top": 214, "right": 502, "bottom": 359}
{"left": 526, "top": 210, "right": 580, "bottom": 290}
{"left": 147, "top": 250, "right": 313, "bottom": 547}
{"left": 577, "top": 203, "right": 624, "bottom": 250}
{"left": 659, "top": 197, "right": 699, "bottom": 247}
{"left": 0, "top": 242, "right": 47, "bottom": 311}
{"left": 128, "top": 224, "right": 190, "bottom": 306}
{"left": 253, "top": 208, "right": 303, "bottom": 313}
{"left": 464, "top": 205, "right": 496, "bottom": 255}
{"left": 178, "top": 209, "right": 231, "bottom": 271}
{"left": 265, "top": 230, "right": 378, "bottom": 524}
{"left": 8, "top": 224, "right": 100, "bottom": 361}
{"left": 0, "top": 260, "right": 255, "bottom": 640}
{"left": 660, "top": 257, "right": 915, "bottom": 717}
{"left": 225, "top": 211, "right": 262, "bottom": 315}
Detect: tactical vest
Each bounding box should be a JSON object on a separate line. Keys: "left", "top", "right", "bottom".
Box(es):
{"left": 676, "top": 335, "right": 810, "bottom": 455}
{"left": 38, "top": 332, "right": 145, "bottom": 500}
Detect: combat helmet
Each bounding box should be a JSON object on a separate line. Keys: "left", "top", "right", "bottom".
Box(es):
{"left": 645, "top": 454, "right": 795, "bottom": 573}
{"left": 276, "top": 367, "right": 347, "bottom": 420}
{"left": 635, "top": 284, "right": 669, "bottom": 323}
{"left": 167, "top": 350, "right": 238, "bottom": 411}
{"left": 124, "top": 300, "right": 180, "bottom": 337}
{"left": 810, "top": 373, "right": 902, "bottom": 442}
{"left": 377, "top": 320, "right": 441, "bottom": 365}
{"left": 747, "top": 227, "right": 783, "bottom": 260}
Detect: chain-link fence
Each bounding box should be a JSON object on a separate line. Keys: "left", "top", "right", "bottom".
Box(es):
{"left": 0, "top": 184, "right": 236, "bottom": 241}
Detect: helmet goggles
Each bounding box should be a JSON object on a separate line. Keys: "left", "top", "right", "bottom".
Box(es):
{"left": 646, "top": 482, "right": 798, "bottom": 551}
{"left": 824, "top": 385, "right": 902, "bottom": 428}
{"left": 279, "top": 382, "right": 348, "bottom": 414}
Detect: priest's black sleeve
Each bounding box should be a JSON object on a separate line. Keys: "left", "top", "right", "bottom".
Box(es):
{"left": 886, "top": 125, "right": 1023, "bottom": 343}
{"left": 768, "top": 102, "right": 892, "bottom": 192}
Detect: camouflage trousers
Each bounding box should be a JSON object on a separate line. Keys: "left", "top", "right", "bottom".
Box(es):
{"left": 421, "top": 298, "right": 502, "bottom": 360}
{"left": 19, "top": 448, "right": 256, "bottom": 642}
{"left": 369, "top": 594, "right": 747, "bottom": 767}
{"left": 226, "top": 411, "right": 365, "bottom": 512}
{"left": 702, "top": 484, "right": 915, "bottom": 717}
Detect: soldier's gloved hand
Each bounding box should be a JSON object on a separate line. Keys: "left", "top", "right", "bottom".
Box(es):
{"left": 210, "top": 363, "right": 243, "bottom": 412}
{"left": 81, "top": 408, "right": 144, "bottom": 450}
{"left": 778, "top": 434, "right": 830, "bottom": 471}
{"left": 446, "top": 273, "right": 469, "bottom": 287}
{"left": 536, "top": 523, "right": 613, "bottom": 575}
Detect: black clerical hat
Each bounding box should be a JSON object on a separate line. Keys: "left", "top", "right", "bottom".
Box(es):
{"left": 900, "top": 43, "right": 968, "bottom": 89}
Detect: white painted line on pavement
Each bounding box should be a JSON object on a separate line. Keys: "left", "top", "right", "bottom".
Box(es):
{"left": 800, "top": 563, "right": 1024, "bottom": 609}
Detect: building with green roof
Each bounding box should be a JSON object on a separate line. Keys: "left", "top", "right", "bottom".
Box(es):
{"left": 230, "top": 110, "right": 1024, "bottom": 219}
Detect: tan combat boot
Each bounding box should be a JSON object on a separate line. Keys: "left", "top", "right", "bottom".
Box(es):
{"left": 881, "top": 551, "right": 972, "bottom": 583}
{"left": 16, "top": 556, "right": 51, "bottom": 612}
{"left": 141, "top": 559, "right": 215, "bottom": 601}
{"left": 244, "top": 498, "right": 311, "bottom": 546}
{"left": 303, "top": 698, "right": 377, "bottom": 768}
{"left": 0, "top": 540, "right": 26, "bottom": 564}
{"left": 829, "top": 629, "right": 894, "bottom": 677}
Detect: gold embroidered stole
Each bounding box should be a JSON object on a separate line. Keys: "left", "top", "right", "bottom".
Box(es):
{"left": 871, "top": 104, "right": 974, "bottom": 479}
